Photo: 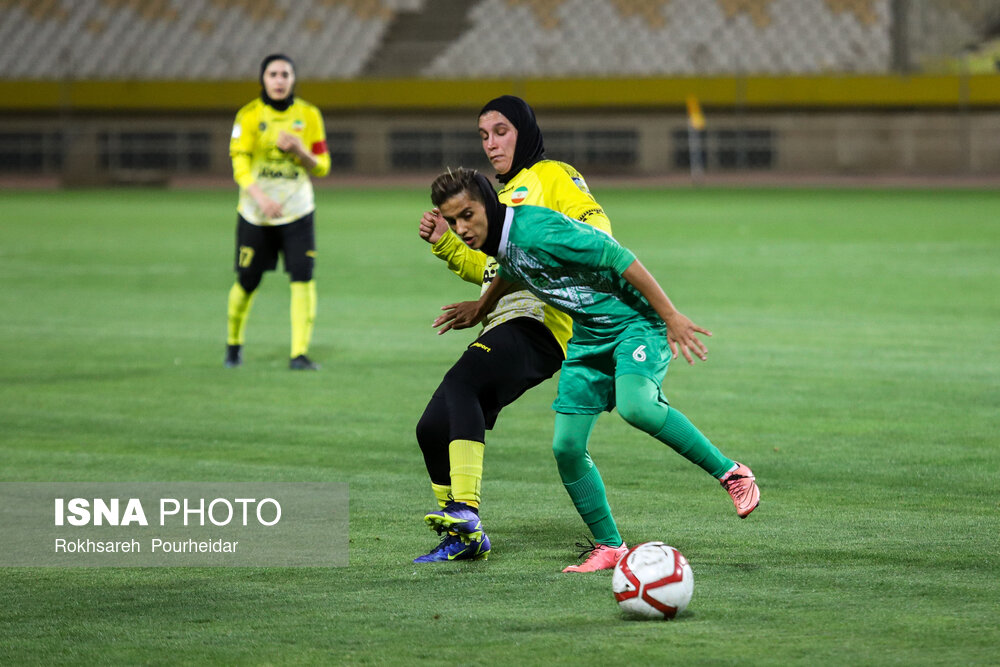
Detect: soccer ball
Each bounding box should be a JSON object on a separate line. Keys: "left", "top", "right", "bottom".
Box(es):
{"left": 612, "top": 541, "right": 693, "bottom": 620}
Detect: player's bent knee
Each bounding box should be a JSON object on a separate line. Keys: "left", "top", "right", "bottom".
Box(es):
{"left": 237, "top": 271, "right": 263, "bottom": 294}
{"left": 415, "top": 411, "right": 446, "bottom": 451}
{"left": 551, "top": 434, "right": 587, "bottom": 465}
{"left": 288, "top": 268, "right": 313, "bottom": 283}
{"left": 616, "top": 398, "right": 666, "bottom": 435}
{"left": 416, "top": 386, "right": 452, "bottom": 447}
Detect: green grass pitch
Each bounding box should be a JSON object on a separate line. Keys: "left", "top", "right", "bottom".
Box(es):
{"left": 1, "top": 184, "right": 998, "bottom": 664}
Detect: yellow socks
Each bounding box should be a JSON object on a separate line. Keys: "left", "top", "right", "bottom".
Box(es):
{"left": 448, "top": 440, "right": 484, "bottom": 508}
{"left": 227, "top": 282, "right": 255, "bottom": 346}
{"left": 431, "top": 483, "right": 452, "bottom": 509}
{"left": 290, "top": 280, "right": 316, "bottom": 358}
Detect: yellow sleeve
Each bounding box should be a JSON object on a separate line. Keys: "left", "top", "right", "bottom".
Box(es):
{"left": 304, "top": 104, "right": 330, "bottom": 178}
{"left": 229, "top": 104, "right": 257, "bottom": 190}
{"left": 430, "top": 230, "right": 488, "bottom": 286}
{"left": 545, "top": 164, "right": 613, "bottom": 234}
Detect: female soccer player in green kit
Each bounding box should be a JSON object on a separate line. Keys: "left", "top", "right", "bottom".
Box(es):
{"left": 427, "top": 168, "right": 760, "bottom": 572}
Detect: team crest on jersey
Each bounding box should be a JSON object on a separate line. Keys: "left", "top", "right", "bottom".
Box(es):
{"left": 510, "top": 186, "right": 529, "bottom": 204}
{"left": 293, "top": 120, "right": 304, "bottom": 131}
{"left": 572, "top": 176, "right": 590, "bottom": 193}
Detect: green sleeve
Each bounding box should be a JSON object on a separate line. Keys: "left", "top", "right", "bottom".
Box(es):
{"left": 518, "top": 209, "right": 634, "bottom": 274}
{"left": 602, "top": 243, "right": 637, "bottom": 275}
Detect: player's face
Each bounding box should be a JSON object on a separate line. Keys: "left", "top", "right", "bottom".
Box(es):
{"left": 263, "top": 60, "right": 295, "bottom": 100}
{"left": 478, "top": 110, "right": 517, "bottom": 176}
{"left": 439, "top": 190, "right": 488, "bottom": 250}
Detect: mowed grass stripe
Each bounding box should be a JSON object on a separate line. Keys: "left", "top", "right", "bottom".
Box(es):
{"left": 0, "top": 186, "right": 997, "bottom": 665}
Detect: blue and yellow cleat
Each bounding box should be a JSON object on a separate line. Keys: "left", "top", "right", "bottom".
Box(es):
{"left": 424, "top": 502, "right": 484, "bottom": 544}
{"left": 413, "top": 533, "right": 491, "bottom": 563}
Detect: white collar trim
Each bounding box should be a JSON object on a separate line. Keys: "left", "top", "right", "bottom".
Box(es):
{"left": 497, "top": 206, "right": 514, "bottom": 259}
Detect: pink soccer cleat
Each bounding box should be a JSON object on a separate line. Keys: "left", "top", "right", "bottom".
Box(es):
{"left": 562, "top": 541, "right": 629, "bottom": 573}
{"left": 720, "top": 462, "right": 760, "bottom": 518}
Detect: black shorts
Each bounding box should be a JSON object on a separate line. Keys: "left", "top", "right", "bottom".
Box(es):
{"left": 453, "top": 316, "right": 564, "bottom": 430}
{"left": 234, "top": 212, "right": 315, "bottom": 280}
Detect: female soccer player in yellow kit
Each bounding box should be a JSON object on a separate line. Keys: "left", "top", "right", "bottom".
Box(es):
{"left": 415, "top": 96, "right": 624, "bottom": 569}
{"left": 225, "top": 54, "right": 330, "bottom": 370}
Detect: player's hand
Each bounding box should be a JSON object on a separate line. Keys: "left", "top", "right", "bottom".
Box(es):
{"left": 276, "top": 130, "right": 305, "bottom": 155}
{"left": 256, "top": 194, "right": 283, "bottom": 219}
{"left": 419, "top": 209, "right": 449, "bottom": 245}
{"left": 664, "top": 312, "right": 711, "bottom": 365}
{"left": 433, "top": 300, "right": 485, "bottom": 335}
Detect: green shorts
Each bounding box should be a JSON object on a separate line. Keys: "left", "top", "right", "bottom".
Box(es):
{"left": 552, "top": 320, "right": 670, "bottom": 414}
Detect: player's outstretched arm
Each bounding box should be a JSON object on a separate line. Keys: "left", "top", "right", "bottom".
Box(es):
{"left": 621, "top": 260, "right": 712, "bottom": 365}
{"left": 432, "top": 275, "right": 517, "bottom": 335}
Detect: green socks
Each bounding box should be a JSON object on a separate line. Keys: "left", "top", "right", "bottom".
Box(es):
{"left": 553, "top": 412, "right": 623, "bottom": 547}
{"left": 615, "top": 373, "right": 734, "bottom": 479}
{"left": 654, "top": 406, "right": 733, "bottom": 479}
{"left": 562, "top": 466, "right": 623, "bottom": 548}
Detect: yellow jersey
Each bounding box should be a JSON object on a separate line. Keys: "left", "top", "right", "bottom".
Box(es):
{"left": 230, "top": 97, "right": 331, "bottom": 225}
{"left": 431, "top": 160, "right": 612, "bottom": 355}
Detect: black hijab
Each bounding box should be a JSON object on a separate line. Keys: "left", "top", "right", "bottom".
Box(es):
{"left": 479, "top": 95, "right": 545, "bottom": 184}
{"left": 472, "top": 171, "right": 507, "bottom": 258}
{"left": 259, "top": 53, "right": 295, "bottom": 111}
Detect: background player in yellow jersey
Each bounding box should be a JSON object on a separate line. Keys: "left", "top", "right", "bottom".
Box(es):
{"left": 413, "top": 96, "right": 619, "bottom": 567}
{"left": 225, "top": 54, "right": 330, "bottom": 370}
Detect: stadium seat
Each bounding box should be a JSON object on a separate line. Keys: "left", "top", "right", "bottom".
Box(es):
{"left": 0, "top": 0, "right": 995, "bottom": 79}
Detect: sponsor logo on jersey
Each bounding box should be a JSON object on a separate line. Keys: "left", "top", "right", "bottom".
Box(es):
{"left": 571, "top": 176, "right": 590, "bottom": 193}
{"left": 483, "top": 260, "right": 498, "bottom": 283}
{"left": 510, "top": 186, "right": 529, "bottom": 204}
{"left": 258, "top": 166, "right": 299, "bottom": 180}
{"left": 293, "top": 120, "right": 305, "bottom": 131}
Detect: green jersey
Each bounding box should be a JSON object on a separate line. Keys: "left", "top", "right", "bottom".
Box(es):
{"left": 496, "top": 205, "right": 661, "bottom": 337}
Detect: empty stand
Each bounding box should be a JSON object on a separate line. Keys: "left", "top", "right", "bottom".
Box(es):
{"left": 0, "top": 0, "right": 995, "bottom": 78}
{"left": 0, "top": 0, "right": 418, "bottom": 79}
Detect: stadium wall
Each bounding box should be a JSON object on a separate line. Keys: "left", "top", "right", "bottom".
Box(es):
{"left": 1, "top": 75, "right": 998, "bottom": 183}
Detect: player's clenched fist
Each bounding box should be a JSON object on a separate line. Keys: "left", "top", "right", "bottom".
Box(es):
{"left": 276, "top": 130, "right": 305, "bottom": 154}
{"left": 418, "top": 208, "right": 449, "bottom": 244}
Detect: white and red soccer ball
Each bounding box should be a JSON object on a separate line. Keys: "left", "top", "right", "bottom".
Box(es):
{"left": 612, "top": 541, "right": 693, "bottom": 620}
